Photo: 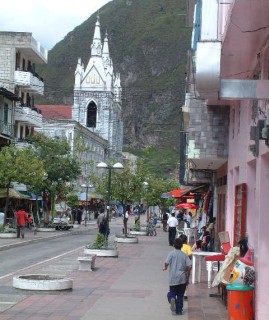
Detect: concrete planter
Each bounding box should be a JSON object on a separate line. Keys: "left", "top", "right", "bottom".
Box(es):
{"left": 0, "top": 233, "right": 17, "bottom": 238}
{"left": 114, "top": 235, "right": 138, "bottom": 243}
{"left": 129, "top": 230, "right": 148, "bottom": 236}
{"left": 84, "top": 247, "right": 118, "bottom": 257}
{"left": 36, "top": 228, "right": 56, "bottom": 232}
{"left": 13, "top": 274, "right": 73, "bottom": 291}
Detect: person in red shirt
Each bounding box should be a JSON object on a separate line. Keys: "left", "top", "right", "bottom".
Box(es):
{"left": 15, "top": 206, "right": 28, "bottom": 238}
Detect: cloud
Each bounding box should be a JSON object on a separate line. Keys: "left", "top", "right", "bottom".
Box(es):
{"left": 0, "top": 0, "right": 111, "bottom": 49}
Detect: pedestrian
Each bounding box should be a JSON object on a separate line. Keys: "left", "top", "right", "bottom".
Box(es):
{"left": 77, "top": 206, "right": 82, "bottom": 224}
{"left": 97, "top": 208, "right": 108, "bottom": 238}
{"left": 15, "top": 206, "right": 28, "bottom": 238}
{"left": 163, "top": 238, "right": 192, "bottom": 315}
{"left": 167, "top": 212, "right": 178, "bottom": 246}
{"left": 71, "top": 207, "right": 77, "bottom": 224}
{"left": 162, "top": 210, "right": 169, "bottom": 232}
{"left": 179, "top": 234, "right": 192, "bottom": 300}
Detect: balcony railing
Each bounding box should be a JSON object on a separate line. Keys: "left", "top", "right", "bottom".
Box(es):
{"left": 14, "top": 69, "right": 44, "bottom": 95}
{"left": 14, "top": 104, "right": 43, "bottom": 128}
{"left": 0, "top": 120, "right": 14, "bottom": 138}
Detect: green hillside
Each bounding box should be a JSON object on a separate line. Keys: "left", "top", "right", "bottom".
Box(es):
{"left": 36, "top": 0, "right": 192, "bottom": 176}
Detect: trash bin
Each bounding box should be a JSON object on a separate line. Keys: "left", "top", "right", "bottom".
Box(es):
{"left": 227, "top": 284, "right": 254, "bottom": 320}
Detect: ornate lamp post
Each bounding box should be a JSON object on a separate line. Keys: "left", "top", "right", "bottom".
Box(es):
{"left": 97, "top": 162, "right": 124, "bottom": 240}
{"left": 81, "top": 182, "right": 93, "bottom": 226}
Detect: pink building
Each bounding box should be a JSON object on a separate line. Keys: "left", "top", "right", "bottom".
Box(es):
{"left": 184, "top": 1, "right": 269, "bottom": 318}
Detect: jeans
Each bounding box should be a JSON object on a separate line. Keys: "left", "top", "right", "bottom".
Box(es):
{"left": 168, "top": 227, "right": 177, "bottom": 245}
{"left": 17, "top": 225, "right": 25, "bottom": 238}
{"left": 167, "top": 283, "right": 186, "bottom": 313}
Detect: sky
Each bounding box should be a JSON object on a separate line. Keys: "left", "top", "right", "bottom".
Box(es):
{"left": 0, "top": 0, "right": 112, "bottom": 50}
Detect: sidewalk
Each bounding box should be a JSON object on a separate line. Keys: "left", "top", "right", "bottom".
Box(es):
{"left": 0, "top": 217, "right": 228, "bottom": 320}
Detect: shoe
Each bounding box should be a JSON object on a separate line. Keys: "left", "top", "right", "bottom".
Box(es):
{"left": 170, "top": 298, "right": 176, "bottom": 312}
{"left": 184, "top": 296, "right": 188, "bottom": 300}
{"left": 176, "top": 310, "right": 183, "bottom": 315}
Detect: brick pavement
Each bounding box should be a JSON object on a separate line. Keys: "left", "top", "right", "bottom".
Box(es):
{"left": 0, "top": 217, "right": 228, "bottom": 319}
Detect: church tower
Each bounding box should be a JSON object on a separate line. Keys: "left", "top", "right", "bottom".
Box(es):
{"left": 72, "top": 16, "right": 123, "bottom": 158}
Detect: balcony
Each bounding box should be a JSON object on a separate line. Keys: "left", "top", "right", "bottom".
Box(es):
{"left": 14, "top": 70, "right": 44, "bottom": 94}
{"left": 14, "top": 104, "right": 43, "bottom": 128}
{"left": 0, "top": 120, "right": 14, "bottom": 138}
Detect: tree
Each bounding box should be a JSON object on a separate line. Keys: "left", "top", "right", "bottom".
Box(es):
{"left": 0, "top": 145, "right": 45, "bottom": 224}
{"left": 29, "top": 134, "right": 81, "bottom": 221}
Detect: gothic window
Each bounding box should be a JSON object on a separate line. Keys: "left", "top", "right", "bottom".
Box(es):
{"left": 87, "top": 101, "right": 97, "bottom": 128}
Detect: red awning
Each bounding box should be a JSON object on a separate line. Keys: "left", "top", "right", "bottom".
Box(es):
{"left": 169, "top": 187, "right": 193, "bottom": 198}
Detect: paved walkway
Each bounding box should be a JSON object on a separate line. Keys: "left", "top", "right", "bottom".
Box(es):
{"left": 0, "top": 217, "right": 228, "bottom": 319}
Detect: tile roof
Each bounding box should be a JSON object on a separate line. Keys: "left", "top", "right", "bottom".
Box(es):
{"left": 36, "top": 105, "right": 72, "bottom": 120}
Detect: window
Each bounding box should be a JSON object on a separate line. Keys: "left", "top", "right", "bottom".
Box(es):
{"left": 233, "top": 183, "right": 247, "bottom": 245}
{"left": 4, "top": 103, "right": 8, "bottom": 124}
{"left": 86, "top": 101, "right": 97, "bottom": 128}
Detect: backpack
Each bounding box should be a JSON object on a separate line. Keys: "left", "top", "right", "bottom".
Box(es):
{"left": 99, "top": 217, "right": 107, "bottom": 232}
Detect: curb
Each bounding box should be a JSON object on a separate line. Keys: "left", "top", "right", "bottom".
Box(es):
{"left": 0, "top": 226, "right": 97, "bottom": 252}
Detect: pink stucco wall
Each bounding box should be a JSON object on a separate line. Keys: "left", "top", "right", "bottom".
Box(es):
{"left": 227, "top": 99, "right": 269, "bottom": 318}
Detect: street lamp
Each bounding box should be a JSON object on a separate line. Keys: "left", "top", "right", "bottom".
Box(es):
{"left": 142, "top": 181, "right": 149, "bottom": 221}
{"left": 97, "top": 161, "right": 124, "bottom": 240}
{"left": 81, "top": 182, "right": 93, "bottom": 226}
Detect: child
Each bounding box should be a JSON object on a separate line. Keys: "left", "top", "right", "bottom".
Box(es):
{"left": 179, "top": 234, "right": 192, "bottom": 300}
{"left": 163, "top": 238, "right": 192, "bottom": 315}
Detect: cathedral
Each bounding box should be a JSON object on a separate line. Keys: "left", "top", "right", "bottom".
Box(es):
{"left": 72, "top": 16, "right": 123, "bottom": 158}
{"left": 37, "top": 16, "right": 123, "bottom": 176}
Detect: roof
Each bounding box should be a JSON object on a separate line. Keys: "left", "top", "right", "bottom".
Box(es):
{"left": 36, "top": 105, "right": 72, "bottom": 120}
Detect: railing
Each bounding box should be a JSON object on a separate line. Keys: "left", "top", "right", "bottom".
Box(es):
{"left": 14, "top": 104, "right": 43, "bottom": 127}
{"left": 0, "top": 120, "right": 14, "bottom": 137}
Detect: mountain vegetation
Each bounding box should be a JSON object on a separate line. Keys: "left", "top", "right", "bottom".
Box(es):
{"left": 36, "top": 0, "right": 192, "bottom": 176}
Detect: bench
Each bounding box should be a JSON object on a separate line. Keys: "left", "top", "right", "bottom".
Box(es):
{"left": 77, "top": 254, "right": 97, "bottom": 271}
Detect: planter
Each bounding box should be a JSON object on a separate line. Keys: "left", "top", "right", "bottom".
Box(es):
{"left": 13, "top": 274, "right": 73, "bottom": 291}
{"left": 36, "top": 228, "right": 56, "bottom": 232}
{"left": 114, "top": 234, "right": 138, "bottom": 243}
{"left": 84, "top": 247, "right": 118, "bottom": 257}
{"left": 129, "top": 230, "right": 148, "bottom": 236}
{"left": 0, "top": 233, "right": 17, "bottom": 238}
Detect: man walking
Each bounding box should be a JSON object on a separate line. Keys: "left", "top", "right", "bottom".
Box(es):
{"left": 163, "top": 238, "right": 192, "bottom": 315}
{"left": 15, "top": 206, "right": 28, "bottom": 238}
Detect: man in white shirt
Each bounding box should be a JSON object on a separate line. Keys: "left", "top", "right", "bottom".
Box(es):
{"left": 167, "top": 212, "right": 178, "bottom": 246}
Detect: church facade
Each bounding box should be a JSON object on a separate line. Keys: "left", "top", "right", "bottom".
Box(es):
{"left": 72, "top": 16, "right": 123, "bottom": 159}
{"left": 37, "top": 16, "right": 123, "bottom": 177}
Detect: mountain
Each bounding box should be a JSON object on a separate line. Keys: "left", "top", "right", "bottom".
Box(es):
{"left": 36, "top": 0, "right": 192, "bottom": 176}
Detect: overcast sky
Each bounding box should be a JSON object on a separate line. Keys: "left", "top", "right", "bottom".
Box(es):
{"left": 0, "top": 0, "right": 111, "bottom": 50}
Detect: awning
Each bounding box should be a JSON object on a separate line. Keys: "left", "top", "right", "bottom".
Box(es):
{"left": 78, "top": 192, "right": 101, "bottom": 201}
{"left": 161, "top": 193, "right": 172, "bottom": 199}
{"left": 169, "top": 185, "right": 206, "bottom": 198}
{"left": 170, "top": 187, "right": 193, "bottom": 198}
{"left": 0, "top": 188, "right": 30, "bottom": 199}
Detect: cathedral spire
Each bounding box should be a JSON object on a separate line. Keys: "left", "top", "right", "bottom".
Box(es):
{"left": 91, "top": 16, "right": 102, "bottom": 57}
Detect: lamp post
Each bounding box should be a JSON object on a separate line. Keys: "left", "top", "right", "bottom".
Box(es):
{"left": 97, "top": 162, "right": 124, "bottom": 241}
{"left": 81, "top": 182, "right": 93, "bottom": 226}
{"left": 142, "top": 181, "right": 149, "bottom": 221}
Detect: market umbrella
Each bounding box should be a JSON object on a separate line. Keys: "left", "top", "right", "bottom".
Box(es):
{"left": 176, "top": 203, "right": 199, "bottom": 210}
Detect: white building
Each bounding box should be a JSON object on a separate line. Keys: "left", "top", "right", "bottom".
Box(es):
{"left": 0, "top": 32, "right": 48, "bottom": 147}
